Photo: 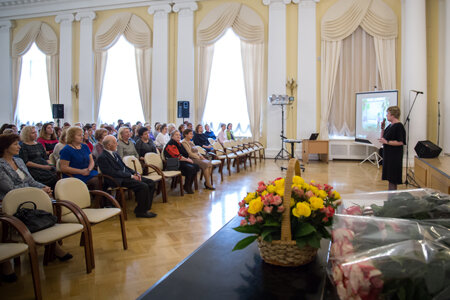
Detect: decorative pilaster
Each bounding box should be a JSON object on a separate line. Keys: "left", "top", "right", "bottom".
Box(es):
{"left": 263, "top": 0, "right": 290, "bottom": 157}
{"left": 148, "top": 4, "right": 172, "bottom": 124}
{"left": 439, "top": 0, "right": 450, "bottom": 153}
{"left": 173, "top": 1, "right": 197, "bottom": 124}
{"left": 401, "top": 0, "right": 427, "bottom": 160}
{"left": 75, "top": 11, "right": 96, "bottom": 123}
{"left": 294, "top": 0, "right": 319, "bottom": 144}
{"left": 55, "top": 14, "right": 74, "bottom": 123}
{"left": 0, "top": 21, "right": 14, "bottom": 123}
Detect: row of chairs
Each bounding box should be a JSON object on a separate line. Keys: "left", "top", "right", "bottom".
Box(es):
{"left": 1, "top": 178, "right": 128, "bottom": 300}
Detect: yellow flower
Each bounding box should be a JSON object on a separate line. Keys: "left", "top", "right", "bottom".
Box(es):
{"left": 309, "top": 196, "right": 324, "bottom": 210}
{"left": 317, "top": 190, "right": 328, "bottom": 199}
{"left": 310, "top": 186, "right": 319, "bottom": 195}
{"left": 293, "top": 176, "right": 305, "bottom": 186}
{"left": 248, "top": 197, "right": 263, "bottom": 214}
{"left": 290, "top": 198, "right": 295, "bottom": 207}
{"left": 274, "top": 178, "right": 285, "bottom": 196}
{"left": 293, "top": 202, "right": 311, "bottom": 218}
{"left": 302, "top": 183, "right": 311, "bottom": 191}
{"left": 244, "top": 192, "right": 256, "bottom": 203}
{"left": 267, "top": 185, "right": 276, "bottom": 194}
{"left": 332, "top": 191, "right": 341, "bottom": 200}
{"left": 261, "top": 190, "right": 268, "bottom": 197}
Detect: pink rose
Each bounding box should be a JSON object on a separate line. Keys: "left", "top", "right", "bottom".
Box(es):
{"left": 240, "top": 219, "right": 248, "bottom": 226}
{"left": 332, "top": 228, "right": 355, "bottom": 243}
{"left": 273, "top": 195, "right": 282, "bottom": 206}
{"left": 249, "top": 214, "right": 256, "bottom": 225}
{"left": 238, "top": 207, "right": 248, "bottom": 217}
{"left": 321, "top": 206, "right": 335, "bottom": 218}
{"left": 257, "top": 181, "right": 265, "bottom": 186}
{"left": 264, "top": 206, "right": 273, "bottom": 214}
{"left": 343, "top": 206, "right": 363, "bottom": 216}
{"left": 262, "top": 199, "right": 270, "bottom": 206}
{"left": 330, "top": 240, "right": 354, "bottom": 258}
{"left": 256, "top": 216, "right": 264, "bottom": 223}
{"left": 238, "top": 200, "right": 246, "bottom": 208}
{"left": 305, "top": 190, "right": 314, "bottom": 198}
{"left": 277, "top": 205, "right": 285, "bottom": 213}
{"left": 257, "top": 185, "right": 266, "bottom": 193}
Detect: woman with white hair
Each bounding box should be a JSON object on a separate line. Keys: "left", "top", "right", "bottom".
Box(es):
{"left": 117, "top": 126, "right": 138, "bottom": 158}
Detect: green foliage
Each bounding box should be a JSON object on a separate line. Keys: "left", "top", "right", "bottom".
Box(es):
{"left": 232, "top": 236, "right": 258, "bottom": 251}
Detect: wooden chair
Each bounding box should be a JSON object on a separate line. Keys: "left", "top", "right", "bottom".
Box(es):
{"left": 238, "top": 138, "right": 258, "bottom": 165}
{"left": 212, "top": 141, "right": 237, "bottom": 175}
{"left": 223, "top": 140, "right": 247, "bottom": 172}
{"left": 122, "top": 155, "right": 166, "bottom": 202}
{"left": 143, "top": 153, "right": 184, "bottom": 198}
{"left": 2, "top": 187, "right": 93, "bottom": 273}
{"left": 247, "top": 137, "right": 265, "bottom": 161}
{"left": 196, "top": 146, "right": 223, "bottom": 182}
{"left": 54, "top": 177, "right": 127, "bottom": 268}
{"left": 0, "top": 214, "right": 41, "bottom": 300}
{"left": 97, "top": 166, "right": 129, "bottom": 220}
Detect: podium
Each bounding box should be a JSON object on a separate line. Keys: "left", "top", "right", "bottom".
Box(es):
{"left": 302, "top": 140, "right": 329, "bottom": 164}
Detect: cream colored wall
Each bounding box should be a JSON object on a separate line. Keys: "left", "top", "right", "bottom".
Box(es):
{"left": 9, "top": 0, "right": 440, "bottom": 143}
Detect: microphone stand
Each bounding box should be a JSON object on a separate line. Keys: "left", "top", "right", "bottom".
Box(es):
{"left": 404, "top": 91, "right": 421, "bottom": 187}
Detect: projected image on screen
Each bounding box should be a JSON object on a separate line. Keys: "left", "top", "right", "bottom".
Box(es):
{"left": 355, "top": 90, "right": 398, "bottom": 144}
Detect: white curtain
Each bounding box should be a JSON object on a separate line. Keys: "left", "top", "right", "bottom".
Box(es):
{"left": 197, "top": 3, "right": 265, "bottom": 139}
{"left": 320, "top": 0, "right": 397, "bottom": 138}
{"left": 11, "top": 21, "right": 59, "bottom": 121}
{"left": 373, "top": 37, "right": 396, "bottom": 90}
{"left": 329, "top": 27, "right": 380, "bottom": 137}
{"left": 94, "top": 12, "right": 152, "bottom": 122}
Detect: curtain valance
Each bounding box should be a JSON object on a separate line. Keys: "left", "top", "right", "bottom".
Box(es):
{"left": 12, "top": 21, "right": 58, "bottom": 57}
{"left": 321, "top": 0, "right": 397, "bottom": 41}
{"left": 197, "top": 3, "right": 264, "bottom": 45}
{"left": 94, "top": 12, "right": 152, "bottom": 51}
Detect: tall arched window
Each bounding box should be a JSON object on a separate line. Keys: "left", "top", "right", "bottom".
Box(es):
{"left": 15, "top": 43, "right": 53, "bottom": 125}
{"left": 98, "top": 35, "right": 145, "bottom": 124}
{"left": 202, "top": 29, "right": 251, "bottom": 137}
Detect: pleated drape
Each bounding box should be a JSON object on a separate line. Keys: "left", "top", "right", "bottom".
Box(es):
{"left": 196, "top": 3, "right": 265, "bottom": 139}
{"left": 320, "top": 0, "right": 397, "bottom": 138}
{"left": 94, "top": 12, "right": 152, "bottom": 123}
{"left": 11, "top": 21, "right": 59, "bottom": 122}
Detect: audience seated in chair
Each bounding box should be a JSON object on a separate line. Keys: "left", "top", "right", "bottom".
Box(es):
{"left": 226, "top": 123, "right": 235, "bottom": 141}
{"left": 182, "top": 129, "right": 215, "bottom": 190}
{"left": 117, "top": 126, "right": 138, "bottom": 158}
{"left": 164, "top": 130, "right": 199, "bottom": 194}
{"left": 92, "top": 128, "right": 108, "bottom": 161}
{"left": 135, "top": 127, "right": 157, "bottom": 160}
{"left": 203, "top": 124, "right": 216, "bottom": 140}
{"left": 97, "top": 135, "right": 157, "bottom": 218}
{"left": 59, "top": 126, "right": 100, "bottom": 190}
{"left": 37, "top": 123, "right": 58, "bottom": 155}
{"left": 193, "top": 124, "right": 214, "bottom": 152}
{"left": 52, "top": 128, "right": 68, "bottom": 160}
{"left": 19, "top": 126, "right": 58, "bottom": 189}
{"left": 82, "top": 124, "right": 94, "bottom": 152}
{"left": 155, "top": 123, "right": 170, "bottom": 150}
{"left": 217, "top": 123, "right": 229, "bottom": 144}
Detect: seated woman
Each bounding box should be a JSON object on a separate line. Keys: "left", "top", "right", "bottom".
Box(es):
{"left": 226, "top": 123, "right": 235, "bottom": 141}
{"left": 82, "top": 124, "right": 94, "bottom": 152}
{"left": 192, "top": 124, "right": 214, "bottom": 152}
{"left": 135, "top": 127, "right": 157, "bottom": 159}
{"left": 164, "top": 130, "right": 199, "bottom": 194}
{"left": 52, "top": 128, "right": 68, "bottom": 160}
{"left": 19, "top": 126, "right": 58, "bottom": 189}
{"left": 117, "top": 126, "right": 139, "bottom": 158}
{"left": 37, "top": 123, "right": 58, "bottom": 155}
{"left": 0, "top": 133, "right": 72, "bottom": 282}
{"left": 59, "top": 126, "right": 100, "bottom": 190}
{"left": 203, "top": 124, "right": 216, "bottom": 140}
{"left": 92, "top": 128, "right": 108, "bottom": 161}
{"left": 216, "top": 123, "right": 228, "bottom": 144}
{"left": 155, "top": 124, "right": 170, "bottom": 150}
{"left": 178, "top": 124, "right": 186, "bottom": 134}
{"left": 182, "top": 129, "right": 215, "bottom": 190}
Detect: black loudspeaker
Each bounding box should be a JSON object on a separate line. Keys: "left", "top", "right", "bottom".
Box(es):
{"left": 177, "top": 101, "right": 190, "bottom": 118}
{"left": 52, "top": 104, "right": 64, "bottom": 119}
{"left": 414, "top": 140, "right": 442, "bottom": 158}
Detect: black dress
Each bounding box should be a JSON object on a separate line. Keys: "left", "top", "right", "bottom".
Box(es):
{"left": 19, "top": 143, "right": 58, "bottom": 188}
{"left": 381, "top": 123, "right": 406, "bottom": 184}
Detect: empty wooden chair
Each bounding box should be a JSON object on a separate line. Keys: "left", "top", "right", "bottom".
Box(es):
{"left": 196, "top": 146, "right": 223, "bottom": 182}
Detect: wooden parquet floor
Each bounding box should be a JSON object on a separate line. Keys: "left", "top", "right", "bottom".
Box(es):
{"left": 1, "top": 159, "right": 404, "bottom": 299}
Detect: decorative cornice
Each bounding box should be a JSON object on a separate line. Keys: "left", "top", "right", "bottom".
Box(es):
{"left": 292, "top": 0, "right": 320, "bottom": 5}
{"left": 148, "top": 3, "right": 172, "bottom": 16}
{"left": 75, "top": 11, "right": 96, "bottom": 22}
{"left": 263, "top": 0, "right": 292, "bottom": 6}
{"left": 55, "top": 13, "right": 75, "bottom": 24}
{"left": 173, "top": 1, "right": 197, "bottom": 14}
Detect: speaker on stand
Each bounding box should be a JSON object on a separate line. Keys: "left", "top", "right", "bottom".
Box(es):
{"left": 52, "top": 104, "right": 64, "bottom": 128}
{"left": 177, "top": 101, "right": 190, "bottom": 122}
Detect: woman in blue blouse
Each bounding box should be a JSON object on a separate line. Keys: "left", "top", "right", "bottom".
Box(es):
{"left": 59, "top": 126, "right": 100, "bottom": 189}
{"left": 203, "top": 124, "right": 216, "bottom": 140}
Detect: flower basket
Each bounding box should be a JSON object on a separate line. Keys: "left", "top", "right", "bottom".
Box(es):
{"left": 257, "top": 159, "right": 318, "bottom": 266}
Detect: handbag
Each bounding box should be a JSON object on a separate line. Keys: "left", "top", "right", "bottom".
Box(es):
{"left": 13, "top": 201, "right": 57, "bottom": 233}
{"left": 166, "top": 157, "right": 180, "bottom": 171}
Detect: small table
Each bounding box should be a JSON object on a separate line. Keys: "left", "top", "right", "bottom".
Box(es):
{"left": 302, "top": 140, "right": 329, "bottom": 164}
{"left": 284, "top": 139, "right": 302, "bottom": 158}
{"left": 138, "top": 217, "right": 336, "bottom": 300}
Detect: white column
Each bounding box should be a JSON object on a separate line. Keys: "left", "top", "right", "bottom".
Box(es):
{"left": 263, "top": 0, "right": 290, "bottom": 157}
{"left": 55, "top": 14, "right": 74, "bottom": 124}
{"left": 173, "top": 1, "right": 197, "bottom": 124}
{"left": 439, "top": 0, "right": 450, "bottom": 154}
{"left": 75, "top": 11, "right": 96, "bottom": 123}
{"left": 295, "top": 0, "right": 318, "bottom": 145}
{"left": 401, "top": 0, "right": 427, "bottom": 160}
{"left": 0, "top": 21, "right": 14, "bottom": 123}
{"left": 148, "top": 4, "right": 171, "bottom": 124}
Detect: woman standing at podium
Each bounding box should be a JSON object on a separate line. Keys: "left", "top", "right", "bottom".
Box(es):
{"left": 379, "top": 106, "right": 406, "bottom": 190}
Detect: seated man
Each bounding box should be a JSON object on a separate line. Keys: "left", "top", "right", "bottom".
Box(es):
{"left": 97, "top": 135, "right": 157, "bottom": 218}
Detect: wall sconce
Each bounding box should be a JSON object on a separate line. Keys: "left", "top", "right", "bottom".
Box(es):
{"left": 71, "top": 84, "right": 79, "bottom": 98}
{"left": 286, "top": 78, "right": 297, "bottom": 97}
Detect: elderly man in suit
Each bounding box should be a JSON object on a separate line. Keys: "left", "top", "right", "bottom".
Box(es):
{"left": 97, "top": 135, "right": 156, "bottom": 218}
